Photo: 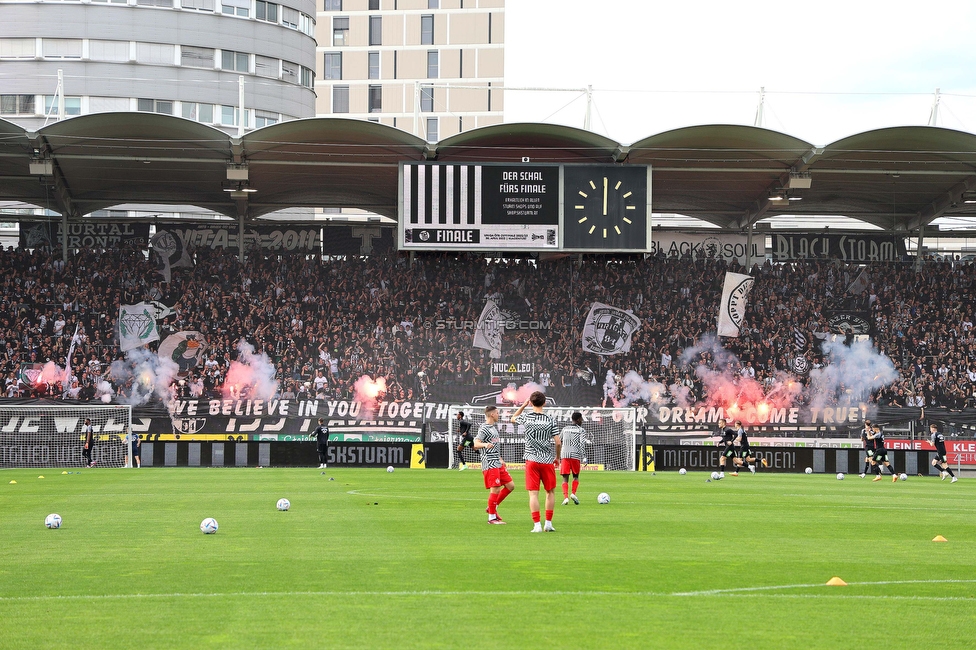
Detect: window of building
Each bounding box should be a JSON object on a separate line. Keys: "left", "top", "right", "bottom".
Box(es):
{"left": 282, "top": 6, "right": 299, "bottom": 28}
{"left": 428, "top": 0, "right": 438, "bottom": 7}
{"left": 255, "top": 55, "right": 278, "bottom": 78}
{"left": 181, "top": 0, "right": 215, "bottom": 10}
{"left": 368, "top": 0, "right": 379, "bottom": 9}
{"left": 333, "top": 17, "right": 349, "bottom": 46}
{"left": 89, "top": 40, "right": 129, "bottom": 62}
{"left": 420, "top": 85, "right": 433, "bottom": 112}
{"left": 368, "top": 85, "right": 382, "bottom": 113}
{"left": 333, "top": 86, "right": 349, "bottom": 113}
{"left": 324, "top": 52, "right": 342, "bottom": 80}
{"left": 220, "top": 105, "right": 249, "bottom": 127}
{"left": 221, "top": 0, "right": 249, "bottom": 17}
{"left": 44, "top": 96, "right": 82, "bottom": 116}
{"left": 136, "top": 0, "right": 174, "bottom": 6}
{"left": 89, "top": 97, "right": 128, "bottom": 113}
{"left": 91, "top": 0, "right": 128, "bottom": 4}
{"left": 324, "top": 0, "right": 341, "bottom": 9}
{"left": 136, "top": 42, "right": 175, "bottom": 65}
{"left": 369, "top": 16, "right": 382, "bottom": 46}
{"left": 426, "top": 117, "right": 438, "bottom": 142}
{"left": 137, "top": 98, "right": 173, "bottom": 114}
{"left": 255, "top": 0, "right": 278, "bottom": 22}
{"left": 427, "top": 50, "right": 438, "bottom": 78}
{"left": 368, "top": 51, "right": 380, "bottom": 79}
{"left": 281, "top": 61, "right": 299, "bottom": 84}
{"left": 221, "top": 50, "right": 250, "bottom": 73}
{"left": 42, "top": 39, "right": 83, "bottom": 59}
{"left": 0, "top": 39, "right": 36, "bottom": 59}
{"left": 0, "top": 95, "right": 35, "bottom": 115}
{"left": 299, "top": 13, "right": 314, "bottom": 36}
{"left": 421, "top": 15, "right": 433, "bottom": 45}
{"left": 181, "top": 45, "right": 215, "bottom": 68}
{"left": 301, "top": 67, "right": 314, "bottom": 88}
{"left": 255, "top": 110, "right": 278, "bottom": 127}
{"left": 182, "top": 102, "right": 214, "bottom": 123}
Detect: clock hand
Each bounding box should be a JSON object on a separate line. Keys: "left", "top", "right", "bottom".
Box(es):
{"left": 603, "top": 177, "right": 608, "bottom": 216}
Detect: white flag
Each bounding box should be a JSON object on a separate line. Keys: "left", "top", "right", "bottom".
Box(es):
{"left": 119, "top": 303, "right": 160, "bottom": 352}
{"left": 62, "top": 324, "right": 79, "bottom": 398}
{"left": 847, "top": 268, "right": 869, "bottom": 294}
{"left": 717, "top": 272, "right": 755, "bottom": 337}
{"left": 472, "top": 299, "right": 503, "bottom": 359}
{"left": 581, "top": 302, "right": 642, "bottom": 355}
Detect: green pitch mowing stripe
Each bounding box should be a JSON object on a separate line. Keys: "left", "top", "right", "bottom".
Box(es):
{"left": 1, "top": 468, "right": 974, "bottom": 649}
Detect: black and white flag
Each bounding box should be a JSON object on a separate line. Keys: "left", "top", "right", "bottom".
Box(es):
{"left": 581, "top": 303, "right": 642, "bottom": 356}
{"left": 793, "top": 327, "right": 807, "bottom": 351}
{"left": 717, "top": 272, "right": 754, "bottom": 337}
{"left": 472, "top": 299, "right": 503, "bottom": 359}
{"left": 847, "top": 268, "right": 870, "bottom": 294}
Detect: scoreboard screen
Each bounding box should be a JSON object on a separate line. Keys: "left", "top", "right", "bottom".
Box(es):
{"left": 398, "top": 162, "right": 650, "bottom": 252}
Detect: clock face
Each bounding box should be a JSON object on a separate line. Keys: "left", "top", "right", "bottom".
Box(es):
{"left": 563, "top": 166, "right": 648, "bottom": 250}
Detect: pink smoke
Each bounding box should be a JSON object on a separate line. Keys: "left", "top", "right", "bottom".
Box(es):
{"left": 353, "top": 375, "right": 387, "bottom": 416}
{"left": 37, "top": 361, "right": 68, "bottom": 388}
{"left": 221, "top": 339, "right": 279, "bottom": 401}
{"left": 500, "top": 381, "right": 545, "bottom": 405}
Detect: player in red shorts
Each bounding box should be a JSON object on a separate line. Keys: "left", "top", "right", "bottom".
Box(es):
{"left": 511, "top": 391, "right": 561, "bottom": 533}
{"left": 473, "top": 405, "right": 515, "bottom": 524}
{"left": 559, "top": 411, "right": 587, "bottom": 505}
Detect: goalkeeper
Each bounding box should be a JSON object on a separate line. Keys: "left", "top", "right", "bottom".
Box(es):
{"left": 454, "top": 411, "right": 475, "bottom": 471}
{"left": 559, "top": 412, "right": 587, "bottom": 505}
{"left": 81, "top": 418, "right": 95, "bottom": 468}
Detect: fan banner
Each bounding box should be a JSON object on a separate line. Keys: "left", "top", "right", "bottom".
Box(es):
{"left": 771, "top": 233, "right": 906, "bottom": 262}
{"left": 157, "top": 331, "right": 207, "bottom": 376}
{"left": 167, "top": 225, "right": 321, "bottom": 253}
{"left": 18, "top": 221, "right": 150, "bottom": 250}
{"left": 118, "top": 303, "right": 161, "bottom": 352}
{"left": 581, "top": 302, "right": 641, "bottom": 355}
{"left": 472, "top": 299, "right": 503, "bottom": 358}
{"left": 717, "top": 272, "right": 755, "bottom": 337}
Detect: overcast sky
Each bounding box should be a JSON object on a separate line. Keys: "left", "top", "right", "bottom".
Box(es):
{"left": 504, "top": 1, "right": 976, "bottom": 146}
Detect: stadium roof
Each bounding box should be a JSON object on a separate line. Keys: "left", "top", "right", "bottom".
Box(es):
{"left": 3, "top": 113, "right": 976, "bottom": 231}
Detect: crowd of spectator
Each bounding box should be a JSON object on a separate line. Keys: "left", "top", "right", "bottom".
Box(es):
{"left": 0, "top": 242, "right": 973, "bottom": 410}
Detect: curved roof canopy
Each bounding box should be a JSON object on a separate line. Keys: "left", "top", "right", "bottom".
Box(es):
{"left": 2, "top": 114, "right": 976, "bottom": 232}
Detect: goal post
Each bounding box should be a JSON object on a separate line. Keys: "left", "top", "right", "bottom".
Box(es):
{"left": 447, "top": 405, "right": 637, "bottom": 471}
{"left": 0, "top": 404, "right": 133, "bottom": 469}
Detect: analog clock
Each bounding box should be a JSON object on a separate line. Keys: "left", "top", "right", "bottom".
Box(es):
{"left": 563, "top": 166, "right": 648, "bottom": 250}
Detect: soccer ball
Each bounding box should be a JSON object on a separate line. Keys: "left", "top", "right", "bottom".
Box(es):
{"left": 386, "top": 466, "right": 395, "bottom": 473}
{"left": 678, "top": 468, "right": 687, "bottom": 475}
{"left": 276, "top": 498, "right": 290, "bottom": 511}
{"left": 45, "top": 513, "right": 62, "bottom": 529}
{"left": 597, "top": 492, "right": 610, "bottom": 504}
{"left": 710, "top": 471, "right": 721, "bottom": 480}
{"left": 836, "top": 473, "right": 845, "bottom": 480}
{"left": 200, "top": 518, "right": 218, "bottom": 534}
{"left": 805, "top": 467, "right": 813, "bottom": 474}
{"left": 899, "top": 473, "right": 907, "bottom": 481}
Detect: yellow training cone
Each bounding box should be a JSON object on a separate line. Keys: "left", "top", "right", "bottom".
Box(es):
{"left": 933, "top": 535, "right": 948, "bottom": 542}
{"left": 37, "top": 476, "right": 44, "bottom": 479}
{"left": 9, "top": 480, "right": 16, "bottom": 484}
{"left": 61, "top": 471, "right": 68, "bottom": 475}
{"left": 826, "top": 577, "right": 847, "bottom": 586}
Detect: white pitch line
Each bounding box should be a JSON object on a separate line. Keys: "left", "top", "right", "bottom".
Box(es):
{"left": 2, "top": 580, "right": 974, "bottom": 604}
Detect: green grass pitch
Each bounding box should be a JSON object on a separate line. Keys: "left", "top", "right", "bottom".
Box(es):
{"left": 1, "top": 467, "right": 974, "bottom": 649}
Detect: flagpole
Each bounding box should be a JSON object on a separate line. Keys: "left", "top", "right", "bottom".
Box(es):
{"left": 63, "top": 324, "right": 79, "bottom": 399}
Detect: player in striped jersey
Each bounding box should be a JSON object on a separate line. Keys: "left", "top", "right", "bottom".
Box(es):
{"left": 560, "top": 412, "right": 587, "bottom": 505}
{"left": 511, "top": 391, "right": 561, "bottom": 533}
{"left": 473, "top": 405, "right": 516, "bottom": 524}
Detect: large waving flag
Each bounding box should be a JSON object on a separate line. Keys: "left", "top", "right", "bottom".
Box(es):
{"left": 581, "top": 302, "right": 641, "bottom": 355}
{"left": 472, "top": 299, "right": 503, "bottom": 359}
{"left": 717, "top": 272, "right": 755, "bottom": 337}
{"left": 119, "top": 303, "right": 160, "bottom": 352}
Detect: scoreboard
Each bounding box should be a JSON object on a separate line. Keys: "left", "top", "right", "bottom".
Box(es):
{"left": 398, "top": 162, "right": 651, "bottom": 252}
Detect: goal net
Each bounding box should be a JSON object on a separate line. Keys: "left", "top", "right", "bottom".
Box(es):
{"left": 447, "top": 405, "right": 637, "bottom": 471}
{"left": 0, "top": 404, "right": 133, "bottom": 469}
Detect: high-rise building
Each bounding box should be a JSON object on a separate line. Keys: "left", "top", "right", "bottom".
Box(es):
{"left": 316, "top": 0, "right": 504, "bottom": 142}
{"left": 0, "top": 0, "right": 318, "bottom": 133}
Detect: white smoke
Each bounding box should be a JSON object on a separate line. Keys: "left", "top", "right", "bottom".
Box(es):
{"left": 109, "top": 348, "right": 180, "bottom": 406}
{"left": 808, "top": 339, "right": 898, "bottom": 408}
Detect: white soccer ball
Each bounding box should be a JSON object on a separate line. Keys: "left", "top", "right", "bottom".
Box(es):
{"left": 678, "top": 468, "right": 687, "bottom": 475}
{"left": 200, "top": 517, "right": 218, "bottom": 534}
{"left": 710, "top": 471, "right": 721, "bottom": 480}
{"left": 386, "top": 466, "right": 395, "bottom": 473}
{"left": 899, "top": 473, "right": 907, "bottom": 481}
{"left": 836, "top": 473, "right": 845, "bottom": 480}
{"left": 45, "top": 513, "right": 62, "bottom": 529}
{"left": 597, "top": 492, "right": 610, "bottom": 504}
{"left": 276, "top": 498, "right": 290, "bottom": 511}
{"left": 805, "top": 467, "right": 813, "bottom": 474}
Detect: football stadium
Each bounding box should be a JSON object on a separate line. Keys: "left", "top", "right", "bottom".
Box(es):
{"left": 2, "top": 1, "right": 976, "bottom": 648}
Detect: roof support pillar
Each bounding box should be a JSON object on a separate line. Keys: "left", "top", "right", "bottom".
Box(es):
{"left": 61, "top": 210, "right": 68, "bottom": 263}
{"left": 238, "top": 209, "right": 245, "bottom": 262}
